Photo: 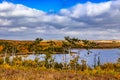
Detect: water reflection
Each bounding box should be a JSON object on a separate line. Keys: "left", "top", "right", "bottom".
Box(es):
{"left": 18, "top": 49, "right": 120, "bottom": 67}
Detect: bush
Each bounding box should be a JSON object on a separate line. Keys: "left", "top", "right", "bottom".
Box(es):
{"left": 22, "top": 60, "right": 37, "bottom": 68}
{"left": 12, "top": 56, "right": 22, "bottom": 66}
{"left": 113, "top": 63, "right": 120, "bottom": 72}
{"left": 100, "top": 63, "right": 115, "bottom": 70}
{"left": 54, "top": 62, "right": 63, "bottom": 69}
{"left": 6, "top": 56, "right": 11, "bottom": 64}
{"left": 0, "top": 58, "right": 4, "bottom": 64}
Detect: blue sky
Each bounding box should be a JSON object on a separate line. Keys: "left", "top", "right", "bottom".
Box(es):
{"left": 0, "top": 0, "right": 120, "bottom": 40}
{"left": 0, "top": 0, "right": 110, "bottom": 12}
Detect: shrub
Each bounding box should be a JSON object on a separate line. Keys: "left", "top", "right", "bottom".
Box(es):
{"left": 54, "top": 62, "right": 63, "bottom": 69}
{"left": 12, "top": 56, "right": 22, "bottom": 66}
{"left": 6, "top": 56, "right": 11, "bottom": 64}
{"left": 22, "top": 60, "right": 37, "bottom": 68}
{"left": 113, "top": 63, "right": 120, "bottom": 72}
{"left": 100, "top": 63, "right": 114, "bottom": 70}
{"left": 0, "top": 58, "right": 4, "bottom": 64}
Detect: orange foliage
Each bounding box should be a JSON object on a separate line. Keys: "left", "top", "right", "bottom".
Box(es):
{"left": 0, "top": 46, "right": 3, "bottom": 52}
{"left": 19, "top": 47, "right": 29, "bottom": 53}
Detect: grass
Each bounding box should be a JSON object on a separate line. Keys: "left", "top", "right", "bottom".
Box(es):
{"left": 0, "top": 53, "right": 119, "bottom": 80}
{"left": 0, "top": 63, "right": 119, "bottom": 80}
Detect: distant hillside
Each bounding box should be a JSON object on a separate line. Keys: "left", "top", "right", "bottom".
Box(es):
{"left": 0, "top": 39, "right": 120, "bottom": 53}
{"left": 92, "top": 40, "right": 120, "bottom": 43}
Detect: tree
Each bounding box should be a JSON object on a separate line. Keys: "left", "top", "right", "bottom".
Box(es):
{"left": 47, "top": 40, "right": 56, "bottom": 54}
{"left": 33, "top": 38, "right": 43, "bottom": 54}
{"left": 1, "top": 42, "right": 12, "bottom": 63}
{"left": 0, "top": 46, "right": 3, "bottom": 53}
{"left": 82, "top": 40, "right": 96, "bottom": 54}
{"left": 62, "top": 41, "right": 70, "bottom": 69}
{"left": 97, "top": 55, "right": 101, "bottom": 66}
{"left": 44, "top": 53, "right": 54, "bottom": 68}
{"left": 64, "top": 36, "right": 80, "bottom": 70}
{"left": 47, "top": 40, "right": 56, "bottom": 68}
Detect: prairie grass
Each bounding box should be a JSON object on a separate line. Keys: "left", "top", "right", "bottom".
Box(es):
{"left": 0, "top": 64, "right": 119, "bottom": 80}
{"left": 0, "top": 56, "right": 119, "bottom": 80}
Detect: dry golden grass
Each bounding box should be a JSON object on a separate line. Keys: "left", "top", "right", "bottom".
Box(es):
{"left": 1, "top": 39, "right": 120, "bottom": 49}
{"left": 0, "top": 64, "right": 119, "bottom": 80}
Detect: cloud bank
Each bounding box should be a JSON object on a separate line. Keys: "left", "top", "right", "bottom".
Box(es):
{"left": 0, "top": 1, "right": 120, "bottom": 40}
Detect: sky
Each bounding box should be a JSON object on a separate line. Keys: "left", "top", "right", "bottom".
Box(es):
{"left": 0, "top": 0, "right": 120, "bottom": 40}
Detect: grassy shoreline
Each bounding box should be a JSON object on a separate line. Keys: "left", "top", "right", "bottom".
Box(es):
{"left": 0, "top": 53, "right": 119, "bottom": 80}
{"left": 0, "top": 64, "right": 119, "bottom": 80}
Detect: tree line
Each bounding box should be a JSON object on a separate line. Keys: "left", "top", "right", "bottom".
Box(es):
{"left": 0, "top": 36, "right": 96, "bottom": 55}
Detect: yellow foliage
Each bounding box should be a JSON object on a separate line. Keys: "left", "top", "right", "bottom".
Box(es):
{"left": 83, "top": 69, "right": 90, "bottom": 75}
{"left": 14, "top": 61, "right": 23, "bottom": 66}
{"left": 3, "top": 64, "right": 11, "bottom": 69}
{"left": 114, "top": 73, "right": 120, "bottom": 79}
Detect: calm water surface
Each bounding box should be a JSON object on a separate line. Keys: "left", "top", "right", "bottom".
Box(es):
{"left": 22, "top": 49, "right": 120, "bottom": 67}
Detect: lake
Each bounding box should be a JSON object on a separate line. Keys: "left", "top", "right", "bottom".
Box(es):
{"left": 16, "top": 49, "right": 120, "bottom": 67}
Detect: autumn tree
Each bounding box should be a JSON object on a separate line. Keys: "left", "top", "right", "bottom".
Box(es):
{"left": 33, "top": 38, "right": 43, "bottom": 54}
{"left": 82, "top": 40, "right": 96, "bottom": 54}
{"left": 0, "top": 42, "right": 12, "bottom": 63}
{"left": 64, "top": 36, "right": 80, "bottom": 70}
{"left": 46, "top": 40, "right": 56, "bottom": 68}
{"left": 0, "top": 46, "right": 3, "bottom": 53}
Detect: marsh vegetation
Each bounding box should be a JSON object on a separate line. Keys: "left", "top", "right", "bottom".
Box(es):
{"left": 0, "top": 36, "right": 120, "bottom": 80}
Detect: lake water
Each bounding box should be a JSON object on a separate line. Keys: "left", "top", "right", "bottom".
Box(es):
{"left": 20, "top": 49, "right": 120, "bottom": 67}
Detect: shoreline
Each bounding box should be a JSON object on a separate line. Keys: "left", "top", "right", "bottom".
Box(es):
{"left": 0, "top": 48, "right": 119, "bottom": 57}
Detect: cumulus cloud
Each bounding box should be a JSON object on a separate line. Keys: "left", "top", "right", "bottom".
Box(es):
{"left": 0, "top": 1, "right": 120, "bottom": 40}
{"left": 60, "top": 1, "right": 111, "bottom": 17}
{"left": 8, "top": 27, "right": 27, "bottom": 32}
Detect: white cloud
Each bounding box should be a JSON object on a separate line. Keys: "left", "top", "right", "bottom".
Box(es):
{"left": 0, "top": 2, "right": 45, "bottom": 18}
{"left": 0, "top": 1, "right": 120, "bottom": 40}
{"left": 60, "top": 1, "right": 111, "bottom": 17}
{"left": 8, "top": 27, "right": 27, "bottom": 32}
{"left": 0, "top": 1, "right": 14, "bottom": 11}
{"left": 86, "top": 2, "right": 111, "bottom": 16}
{"left": 0, "top": 19, "right": 12, "bottom": 25}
